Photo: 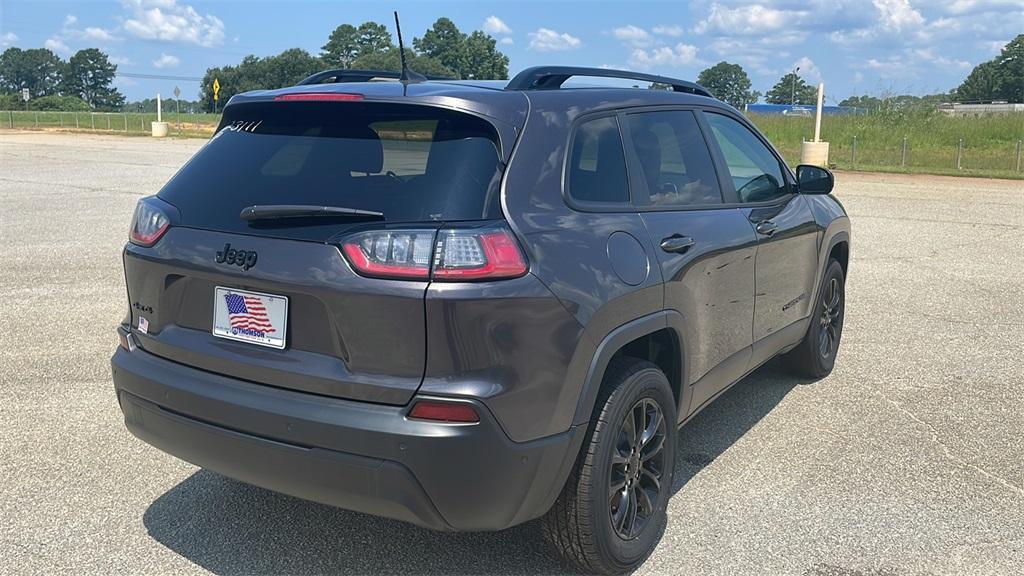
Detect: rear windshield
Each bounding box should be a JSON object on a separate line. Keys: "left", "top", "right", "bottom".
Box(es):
{"left": 158, "top": 102, "right": 503, "bottom": 238}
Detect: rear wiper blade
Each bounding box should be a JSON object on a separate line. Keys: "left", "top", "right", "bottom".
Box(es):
{"left": 240, "top": 205, "right": 385, "bottom": 221}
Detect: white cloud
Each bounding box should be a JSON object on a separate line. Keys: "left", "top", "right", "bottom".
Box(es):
{"left": 122, "top": 0, "right": 226, "bottom": 47}
{"left": 1, "top": 32, "right": 17, "bottom": 47}
{"left": 944, "top": 0, "right": 1022, "bottom": 15}
{"left": 108, "top": 55, "right": 134, "bottom": 66}
{"left": 152, "top": 53, "right": 180, "bottom": 68}
{"left": 612, "top": 25, "right": 652, "bottom": 47}
{"left": 482, "top": 15, "right": 512, "bottom": 35}
{"left": 652, "top": 25, "right": 683, "bottom": 37}
{"left": 527, "top": 28, "right": 581, "bottom": 51}
{"left": 873, "top": 0, "right": 924, "bottom": 31}
{"left": 61, "top": 12, "right": 119, "bottom": 43}
{"left": 629, "top": 43, "right": 701, "bottom": 69}
{"left": 979, "top": 39, "right": 1008, "bottom": 54}
{"left": 792, "top": 56, "right": 821, "bottom": 83}
{"left": 82, "top": 27, "right": 117, "bottom": 42}
{"left": 44, "top": 37, "right": 70, "bottom": 55}
{"left": 695, "top": 4, "right": 803, "bottom": 35}
{"left": 499, "top": 37, "right": 514, "bottom": 46}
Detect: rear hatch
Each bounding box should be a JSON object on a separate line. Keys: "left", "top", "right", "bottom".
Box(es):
{"left": 123, "top": 98, "right": 508, "bottom": 405}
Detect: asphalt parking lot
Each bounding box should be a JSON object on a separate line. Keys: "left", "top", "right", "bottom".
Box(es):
{"left": 1, "top": 131, "right": 1021, "bottom": 575}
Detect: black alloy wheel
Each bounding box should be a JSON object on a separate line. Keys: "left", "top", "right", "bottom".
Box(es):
{"left": 609, "top": 398, "right": 666, "bottom": 540}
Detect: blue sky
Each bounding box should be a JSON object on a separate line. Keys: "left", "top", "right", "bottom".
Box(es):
{"left": 1, "top": 0, "right": 1020, "bottom": 103}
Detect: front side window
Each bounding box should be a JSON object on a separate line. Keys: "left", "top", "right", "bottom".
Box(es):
{"left": 567, "top": 116, "right": 629, "bottom": 204}
{"left": 704, "top": 113, "right": 790, "bottom": 203}
{"left": 626, "top": 110, "right": 722, "bottom": 207}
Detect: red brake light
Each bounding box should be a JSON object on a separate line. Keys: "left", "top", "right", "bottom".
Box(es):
{"left": 340, "top": 230, "right": 434, "bottom": 280}
{"left": 129, "top": 199, "right": 170, "bottom": 246}
{"left": 433, "top": 228, "right": 528, "bottom": 281}
{"left": 340, "top": 226, "right": 528, "bottom": 282}
{"left": 408, "top": 401, "right": 480, "bottom": 423}
{"left": 274, "top": 93, "right": 364, "bottom": 102}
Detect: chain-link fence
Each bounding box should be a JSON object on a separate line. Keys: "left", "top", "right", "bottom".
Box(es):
{"left": 2, "top": 110, "right": 220, "bottom": 137}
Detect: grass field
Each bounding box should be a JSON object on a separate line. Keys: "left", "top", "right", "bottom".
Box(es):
{"left": 2, "top": 110, "right": 219, "bottom": 137}
{"left": 4, "top": 109, "right": 1022, "bottom": 179}
{"left": 751, "top": 111, "right": 1024, "bottom": 179}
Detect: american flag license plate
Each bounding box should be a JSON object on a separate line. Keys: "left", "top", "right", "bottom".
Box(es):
{"left": 213, "top": 287, "right": 288, "bottom": 349}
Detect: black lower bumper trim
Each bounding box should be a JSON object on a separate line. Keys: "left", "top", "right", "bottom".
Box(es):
{"left": 120, "top": 390, "right": 452, "bottom": 530}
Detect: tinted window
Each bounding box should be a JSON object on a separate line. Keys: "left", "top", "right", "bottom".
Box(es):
{"left": 626, "top": 110, "right": 721, "bottom": 206}
{"left": 568, "top": 116, "right": 629, "bottom": 204}
{"left": 158, "top": 102, "right": 502, "bottom": 238}
{"left": 704, "top": 113, "right": 789, "bottom": 203}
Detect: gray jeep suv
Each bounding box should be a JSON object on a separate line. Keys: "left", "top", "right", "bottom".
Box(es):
{"left": 112, "top": 66, "right": 850, "bottom": 574}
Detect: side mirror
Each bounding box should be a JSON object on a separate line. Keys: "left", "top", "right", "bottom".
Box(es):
{"left": 796, "top": 164, "right": 834, "bottom": 195}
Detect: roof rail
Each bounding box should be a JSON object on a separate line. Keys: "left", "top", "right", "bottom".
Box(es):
{"left": 297, "top": 69, "right": 451, "bottom": 86}
{"left": 505, "top": 66, "right": 714, "bottom": 98}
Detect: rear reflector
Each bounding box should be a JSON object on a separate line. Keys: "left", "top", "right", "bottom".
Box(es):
{"left": 408, "top": 401, "right": 480, "bottom": 423}
{"left": 274, "top": 93, "right": 364, "bottom": 102}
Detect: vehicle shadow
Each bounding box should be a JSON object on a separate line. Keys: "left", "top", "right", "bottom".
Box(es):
{"left": 143, "top": 360, "right": 811, "bottom": 575}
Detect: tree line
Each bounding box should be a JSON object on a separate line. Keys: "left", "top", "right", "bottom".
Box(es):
{"left": 0, "top": 47, "right": 124, "bottom": 110}
{"left": 198, "top": 18, "right": 508, "bottom": 111}
{"left": 0, "top": 29, "right": 1019, "bottom": 113}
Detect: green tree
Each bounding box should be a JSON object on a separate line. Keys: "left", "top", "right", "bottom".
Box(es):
{"left": 697, "top": 61, "right": 759, "bottom": 108}
{"left": 349, "top": 48, "right": 455, "bottom": 78}
{"left": 414, "top": 17, "right": 466, "bottom": 76}
{"left": 956, "top": 61, "right": 1001, "bottom": 103}
{"left": 838, "top": 95, "right": 884, "bottom": 110}
{"left": 993, "top": 34, "right": 1023, "bottom": 103}
{"left": 64, "top": 48, "right": 124, "bottom": 110}
{"left": 199, "top": 48, "right": 322, "bottom": 111}
{"left": 356, "top": 22, "right": 394, "bottom": 56}
{"left": 765, "top": 72, "right": 817, "bottom": 105}
{"left": 413, "top": 18, "right": 508, "bottom": 80}
{"left": 0, "top": 47, "right": 65, "bottom": 97}
{"left": 321, "top": 21, "right": 395, "bottom": 68}
{"left": 461, "top": 31, "right": 508, "bottom": 79}
{"left": 321, "top": 24, "right": 360, "bottom": 68}
{"left": 955, "top": 35, "right": 1023, "bottom": 103}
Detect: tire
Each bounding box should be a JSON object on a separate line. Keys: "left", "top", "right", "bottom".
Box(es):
{"left": 783, "top": 258, "right": 846, "bottom": 378}
{"left": 543, "top": 357, "right": 677, "bottom": 575}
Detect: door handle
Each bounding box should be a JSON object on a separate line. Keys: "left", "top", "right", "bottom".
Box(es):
{"left": 660, "top": 235, "right": 695, "bottom": 254}
{"left": 755, "top": 220, "right": 778, "bottom": 236}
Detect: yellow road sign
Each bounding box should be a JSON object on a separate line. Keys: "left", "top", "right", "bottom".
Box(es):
{"left": 213, "top": 78, "right": 221, "bottom": 101}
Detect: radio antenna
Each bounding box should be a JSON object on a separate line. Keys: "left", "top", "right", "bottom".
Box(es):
{"left": 394, "top": 11, "right": 426, "bottom": 85}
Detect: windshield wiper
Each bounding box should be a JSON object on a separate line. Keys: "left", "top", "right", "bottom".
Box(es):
{"left": 240, "top": 205, "right": 385, "bottom": 221}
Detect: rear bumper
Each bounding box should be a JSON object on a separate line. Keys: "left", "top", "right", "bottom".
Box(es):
{"left": 111, "top": 342, "right": 585, "bottom": 531}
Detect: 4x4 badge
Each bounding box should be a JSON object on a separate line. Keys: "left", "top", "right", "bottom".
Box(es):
{"left": 215, "top": 243, "right": 258, "bottom": 270}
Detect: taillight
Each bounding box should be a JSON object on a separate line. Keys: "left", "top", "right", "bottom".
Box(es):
{"left": 341, "top": 229, "right": 435, "bottom": 279}
{"left": 432, "top": 228, "right": 528, "bottom": 280}
{"left": 129, "top": 198, "right": 170, "bottom": 246}
{"left": 340, "top": 226, "right": 528, "bottom": 281}
{"left": 408, "top": 400, "right": 480, "bottom": 423}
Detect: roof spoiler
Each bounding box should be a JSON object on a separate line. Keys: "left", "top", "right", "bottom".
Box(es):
{"left": 297, "top": 69, "right": 452, "bottom": 86}
{"left": 505, "top": 66, "right": 714, "bottom": 98}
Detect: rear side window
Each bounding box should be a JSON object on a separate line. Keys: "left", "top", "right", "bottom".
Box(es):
{"left": 567, "top": 116, "right": 629, "bottom": 204}
{"left": 625, "top": 110, "right": 721, "bottom": 206}
{"left": 704, "top": 112, "right": 790, "bottom": 203}
{"left": 158, "top": 102, "right": 502, "bottom": 237}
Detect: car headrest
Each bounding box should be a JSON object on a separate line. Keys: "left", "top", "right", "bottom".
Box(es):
{"left": 342, "top": 126, "right": 384, "bottom": 174}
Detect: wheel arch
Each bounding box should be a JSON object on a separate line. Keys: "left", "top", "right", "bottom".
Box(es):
{"left": 571, "top": 311, "right": 690, "bottom": 429}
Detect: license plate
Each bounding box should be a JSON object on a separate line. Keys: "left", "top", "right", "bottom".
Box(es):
{"left": 213, "top": 287, "right": 288, "bottom": 349}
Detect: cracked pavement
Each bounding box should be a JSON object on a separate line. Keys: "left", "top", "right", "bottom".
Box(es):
{"left": 1, "top": 133, "right": 1022, "bottom": 575}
